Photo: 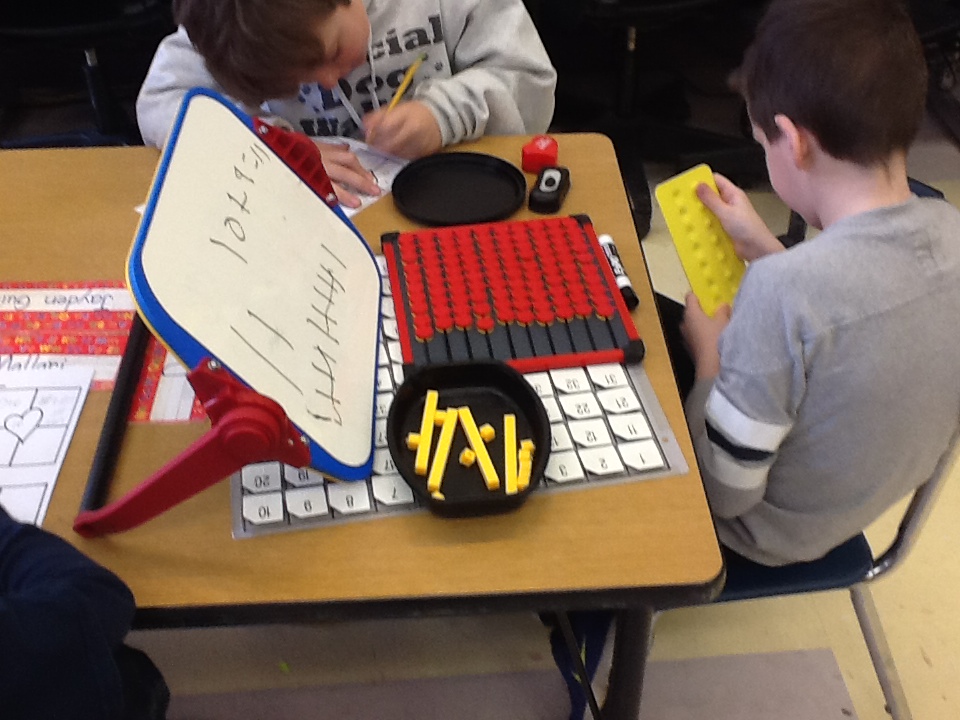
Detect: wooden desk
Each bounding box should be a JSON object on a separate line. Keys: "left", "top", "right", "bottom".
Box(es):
{"left": 1, "top": 136, "right": 722, "bottom": 718}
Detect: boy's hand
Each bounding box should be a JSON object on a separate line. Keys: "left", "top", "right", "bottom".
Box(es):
{"left": 364, "top": 101, "right": 442, "bottom": 159}
{"left": 696, "top": 173, "right": 785, "bottom": 261}
{"left": 314, "top": 140, "right": 382, "bottom": 209}
{"left": 680, "top": 293, "right": 731, "bottom": 380}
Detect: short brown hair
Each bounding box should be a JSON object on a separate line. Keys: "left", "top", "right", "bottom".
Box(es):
{"left": 173, "top": 0, "right": 351, "bottom": 105}
{"left": 738, "top": 0, "right": 927, "bottom": 164}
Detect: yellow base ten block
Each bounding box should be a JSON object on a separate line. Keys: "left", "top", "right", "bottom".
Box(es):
{"left": 654, "top": 163, "right": 746, "bottom": 316}
{"left": 459, "top": 447, "right": 477, "bottom": 466}
{"left": 414, "top": 389, "right": 440, "bottom": 475}
{"left": 458, "top": 407, "right": 500, "bottom": 491}
{"left": 517, "top": 445, "right": 533, "bottom": 492}
{"left": 426, "top": 408, "right": 458, "bottom": 494}
{"left": 503, "top": 414, "right": 518, "bottom": 495}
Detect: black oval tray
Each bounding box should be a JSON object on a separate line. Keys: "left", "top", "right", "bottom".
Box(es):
{"left": 391, "top": 152, "right": 526, "bottom": 226}
{"left": 386, "top": 361, "right": 550, "bottom": 516}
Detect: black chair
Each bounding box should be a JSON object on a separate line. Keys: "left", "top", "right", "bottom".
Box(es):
{"left": 116, "top": 644, "right": 171, "bottom": 720}
{"left": 530, "top": 0, "right": 768, "bottom": 240}
{"left": 558, "top": 424, "right": 959, "bottom": 720}
{"left": 715, "top": 428, "right": 960, "bottom": 720}
{"left": 581, "top": 0, "right": 766, "bottom": 172}
{"left": 912, "top": 0, "right": 960, "bottom": 148}
{"left": 779, "top": 177, "right": 947, "bottom": 247}
{"left": 0, "top": 1, "right": 174, "bottom": 148}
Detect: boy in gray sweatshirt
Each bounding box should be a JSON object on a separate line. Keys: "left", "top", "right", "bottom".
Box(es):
{"left": 682, "top": 0, "right": 960, "bottom": 566}
{"left": 558, "top": 2, "right": 960, "bottom": 717}
{"left": 136, "top": 0, "right": 556, "bottom": 207}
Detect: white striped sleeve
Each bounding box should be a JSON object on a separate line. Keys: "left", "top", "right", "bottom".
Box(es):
{"left": 695, "top": 386, "right": 793, "bottom": 517}
{"left": 705, "top": 388, "right": 791, "bottom": 452}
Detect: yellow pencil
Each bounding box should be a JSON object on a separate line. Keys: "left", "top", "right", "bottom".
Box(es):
{"left": 386, "top": 53, "right": 428, "bottom": 112}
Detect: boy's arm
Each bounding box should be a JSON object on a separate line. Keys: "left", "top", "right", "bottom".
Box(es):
{"left": 685, "top": 379, "right": 779, "bottom": 517}
{"left": 683, "top": 270, "right": 798, "bottom": 518}
{"left": 414, "top": 0, "right": 557, "bottom": 146}
{"left": 0, "top": 506, "right": 136, "bottom": 718}
{"left": 136, "top": 26, "right": 237, "bottom": 148}
{"left": 696, "top": 173, "right": 785, "bottom": 261}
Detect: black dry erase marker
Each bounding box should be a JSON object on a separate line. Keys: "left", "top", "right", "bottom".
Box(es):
{"left": 598, "top": 233, "right": 640, "bottom": 310}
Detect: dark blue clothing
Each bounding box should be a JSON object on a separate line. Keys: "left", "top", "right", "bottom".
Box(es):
{"left": 0, "top": 506, "right": 136, "bottom": 720}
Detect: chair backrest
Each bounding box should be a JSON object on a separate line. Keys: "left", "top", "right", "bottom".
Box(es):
{"left": 585, "top": 0, "right": 722, "bottom": 21}
{"left": 865, "top": 425, "right": 960, "bottom": 583}
{"left": 716, "top": 423, "right": 960, "bottom": 602}
{"left": 781, "top": 178, "right": 947, "bottom": 247}
{"left": 0, "top": 2, "right": 173, "bottom": 148}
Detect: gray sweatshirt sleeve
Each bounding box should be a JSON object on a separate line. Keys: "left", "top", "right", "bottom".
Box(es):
{"left": 136, "top": 26, "right": 243, "bottom": 149}
{"left": 136, "top": 27, "right": 215, "bottom": 148}
{"left": 138, "top": 1, "right": 556, "bottom": 149}
{"left": 684, "top": 265, "right": 797, "bottom": 519}
{"left": 414, "top": 0, "right": 557, "bottom": 146}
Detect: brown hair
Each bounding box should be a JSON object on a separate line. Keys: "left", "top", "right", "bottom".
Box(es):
{"left": 173, "top": 0, "right": 351, "bottom": 105}
{"left": 737, "top": 0, "right": 927, "bottom": 164}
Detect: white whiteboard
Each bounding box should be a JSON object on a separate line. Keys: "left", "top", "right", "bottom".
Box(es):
{"left": 133, "top": 92, "right": 381, "bottom": 471}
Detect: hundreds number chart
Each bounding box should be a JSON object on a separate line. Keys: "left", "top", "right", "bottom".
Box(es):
{"left": 230, "top": 253, "right": 687, "bottom": 539}
{"left": 381, "top": 215, "right": 646, "bottom": 372}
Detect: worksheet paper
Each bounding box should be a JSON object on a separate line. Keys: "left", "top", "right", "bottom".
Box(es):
{"left": 0, "top": 283, "right": 134, "bottom": 388}
{"left": 0, "top": 281, "right": 204, "bottom": 422}
{"left": 0, "top": 365, "right": 94, "bottom": 524}
{"left": 316, "top": 137, "right": 408, "bottom": 217}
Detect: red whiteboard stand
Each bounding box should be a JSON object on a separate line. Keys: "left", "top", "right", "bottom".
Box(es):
{"left": 73, "top": 359, "right": 310, "bottom": 537}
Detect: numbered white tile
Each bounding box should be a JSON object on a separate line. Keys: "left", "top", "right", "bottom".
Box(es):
{"left": 242, "top": 492, "right": 285, "bottom": 525}
{"left": 524, "top": 372, "right": 554, "bottom": 398}
{"left": 578, "top": 446, "right": 624, "bottom": 476}
{"left": 567, "top": 418, "right": 611, "bottom": 448}
{"left": 558, "top": 392, "right": 602, "bottom": 420}
{"left": 285, "top": 486, "right": 330, "bottom": 519}
{"left": 375, "top": 392, "right": 394, "bottom": 419}
{"left": 618, "top": 439, "right": 666, "bottom": 472}
{"left": 549, "top": 423, "right": 574, "bottom": 452}
{"left": 544, "top": 450, "right": 585, "bottom": 483}
{"left": 376, "top": 367, "right": 394, "bottom": 392}
{"left": 372, "top": 475, "right": 416, "bottom": 507}
{"left": 596, "top": 387, "right": 642, "bottom": 414}
{"left": 372, "top": 448, "right": 398, "bottom": 476}
{"left": 587, "top": 363, "right": 629, "bottom": 389}
{"left": 541, "top": 396, "right": 563, "bottom": 423}
{"left": 374, "top": 418, "right": 390, "bottom": 448}
{"left": 282, "top": 465, "right": 325, "bottom": 487}
{"left": 380, "top": 318, "right": 399, "bottom": 340}
{"left": 549, "top": 367, "right": 590, "bottom": 394}
{"left": 327, "top": 482, "right": 373, "bottom": 515}
{"left": 241, "top": 462, "right": 283, "bottom": 493}
{"left": 608, "top": 412, "right": 653, "bottom": 442}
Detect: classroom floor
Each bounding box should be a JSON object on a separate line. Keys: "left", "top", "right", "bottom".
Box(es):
{"left": 7, "top": 56, "right": 960, "bottom": 720}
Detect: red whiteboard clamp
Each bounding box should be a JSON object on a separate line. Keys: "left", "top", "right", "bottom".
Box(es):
{"left": 252, "top": 118, "right": 339, "bottom": 208}
{"left": 73, "top": 359, "right": 310, "bottom": 537}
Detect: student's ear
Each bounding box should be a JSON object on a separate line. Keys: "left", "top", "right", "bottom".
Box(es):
{"left": 773, "top": 114, "right": 815, "bottom": 170}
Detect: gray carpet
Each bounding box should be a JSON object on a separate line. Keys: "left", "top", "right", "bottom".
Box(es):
{"left": 168, "top": 649, "right": 857, "bottom": 720}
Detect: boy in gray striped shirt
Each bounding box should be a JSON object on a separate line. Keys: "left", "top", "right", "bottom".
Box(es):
{"left": 681, "top": 0, "right": 960, "bottom": 566}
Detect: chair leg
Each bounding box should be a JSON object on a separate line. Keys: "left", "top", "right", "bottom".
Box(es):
{"left": 850, "top": 583, "right": 913, "bottom": 720}
{"left": 82, "top": 47, "right": 140, "bottom": 144}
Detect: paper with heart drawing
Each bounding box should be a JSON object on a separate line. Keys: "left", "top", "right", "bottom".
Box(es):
{"left": 0, "top": 365, "right": 94, "bottom": 525}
